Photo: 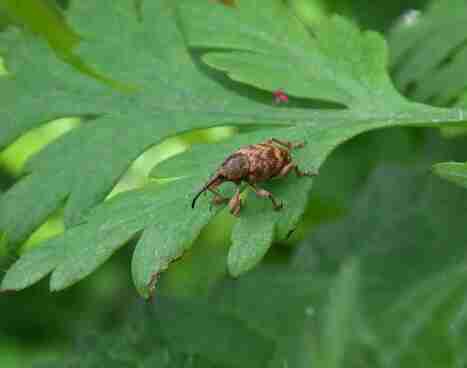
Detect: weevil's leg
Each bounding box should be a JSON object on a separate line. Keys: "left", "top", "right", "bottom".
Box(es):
{"left": 228, "top": 186, "right": 242, "bottom": 216}
{"left": 294, "top": 165, "right": 319, "bottom": 177}
{"left": 208, "top": 188, "right": 228, "bottom": 205}
{"left": 249, "top": 183, "right": 283, "bottom": 211}
{"left": 266, "top": 138, "right": 292, "bottom": 150}
{"left": 267, "top": 138, "right": 305, "bottom": 150}
{"left": 278, "top": 162, "right": 318, "bottom": 178}
{"left": 278, "top": 162, "right": 296, "bottom": 178}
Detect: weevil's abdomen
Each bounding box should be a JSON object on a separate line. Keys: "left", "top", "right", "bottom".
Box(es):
{"left": 238, "top": 143, "right": 291, "bottom": 182}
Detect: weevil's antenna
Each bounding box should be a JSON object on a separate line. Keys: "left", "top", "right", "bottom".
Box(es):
{"left": 192, "top": 173, "right": 221, "bottom": 209}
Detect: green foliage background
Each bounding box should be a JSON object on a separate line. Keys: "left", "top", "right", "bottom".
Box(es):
{"left": 1, "top": 0, "right": 467, "bottom": 367}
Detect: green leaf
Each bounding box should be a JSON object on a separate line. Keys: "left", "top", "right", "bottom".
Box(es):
{"left": 0, "top": 236, "right": 65, "bottom": 291}
{"left": 36, "top": 146, "right": 467, "bottom": 367}
{"left": 155, "top": 297, "right": 275, "bottom": 367}
{"left": 2, "top": 0, "right": 467, "bottom": 297}
{"left": 389, "top": 0, "right": 467, "bottom": 106}
{"left": 179, "top": 1, "right": 405, "bottom": 109}
{"left": 39, "top": 296, "right": 275, "bottom": 368}
{"left": 0, "top": 0, "right": 130, "bottom": 87}
{"left": 317, "top": 258, "right": 360, "bottom": 368}
{"left": 381, "top": 262, "right": 467, "bottom": 368}
{"left": 433, "top": 161, "right": 467, "bottom": 189}
{"left": 131, "top": 185, "right": 219, "bottom": 298}
{"left": 391, "top": 1, "right": 467, "bottom": 179}
{"left": 295, "top": 155, "right": 467, "bottom": 367}
{"left": 0, "top": 0, "right": 79, "bottom": 52}
{"left": 228, "top": 212, "right": 275, "bottom": 277}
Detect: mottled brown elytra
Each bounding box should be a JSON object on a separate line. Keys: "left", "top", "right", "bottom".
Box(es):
{"left": 192, "top": 138, "right": 318, "bottom": 216}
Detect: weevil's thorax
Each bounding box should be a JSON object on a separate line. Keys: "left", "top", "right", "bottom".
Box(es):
{"left": 239, "top": 143, "right": 291, "bottom": 182}
{"left": 219, "top": 152, "right": 250, "bottom": 181}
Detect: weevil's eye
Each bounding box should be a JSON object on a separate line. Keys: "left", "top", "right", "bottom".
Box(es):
{"left": 212, "top": 175, "right": 224, "bottom": 185}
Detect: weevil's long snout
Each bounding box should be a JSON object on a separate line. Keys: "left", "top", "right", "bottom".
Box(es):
{"left": 191, "top": 174, "right": 221, "bottom": 209}
{"left": 191, "top": 188, "right": 206, "bottom": 209}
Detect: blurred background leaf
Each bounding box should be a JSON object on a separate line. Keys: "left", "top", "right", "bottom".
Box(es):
{"left": 387, "top": 0, "right": 467, "bottom": 195}
{"left": 0, "top": 0, "right": 77, "bottom": 53}
{"left": 290, "top": 0, "right": 430, "bottom": 31}
{"left": 389, "top": 0, "right": 467, "bottom": 107}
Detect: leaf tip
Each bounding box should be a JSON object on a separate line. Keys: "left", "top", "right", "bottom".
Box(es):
{"left": 227, "top": 250, "right": 256, "bottom": 278}
{"left": 227, "top": 262, "right": 242, "bottom": 278}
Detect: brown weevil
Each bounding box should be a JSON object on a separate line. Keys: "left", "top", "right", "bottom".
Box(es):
{"left": 191, "top": 138, "right": 318, "bottom": 216}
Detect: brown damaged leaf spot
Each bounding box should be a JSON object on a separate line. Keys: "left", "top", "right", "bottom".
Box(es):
{"left": 147, "top": 272, "right": 159, "bottom": 299}
{"left": 145, "top": 251, "right": 186, "bottom": 299}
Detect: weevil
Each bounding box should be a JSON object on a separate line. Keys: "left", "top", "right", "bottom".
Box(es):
{"left": 191, "top": 138, "right": 318, "bottom": 216}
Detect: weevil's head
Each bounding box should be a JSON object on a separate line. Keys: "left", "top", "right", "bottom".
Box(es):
{"left": 191, "top": 172, "right": 225, "bottom": 209}
{"left": 206, "top": 174, "right": 224, "bottom": 189}
{"left": 192, "top": 153, "right": 249, "bottom": 209}
{"left": 219, "top": 153, "right": 250, "bottom": 181}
